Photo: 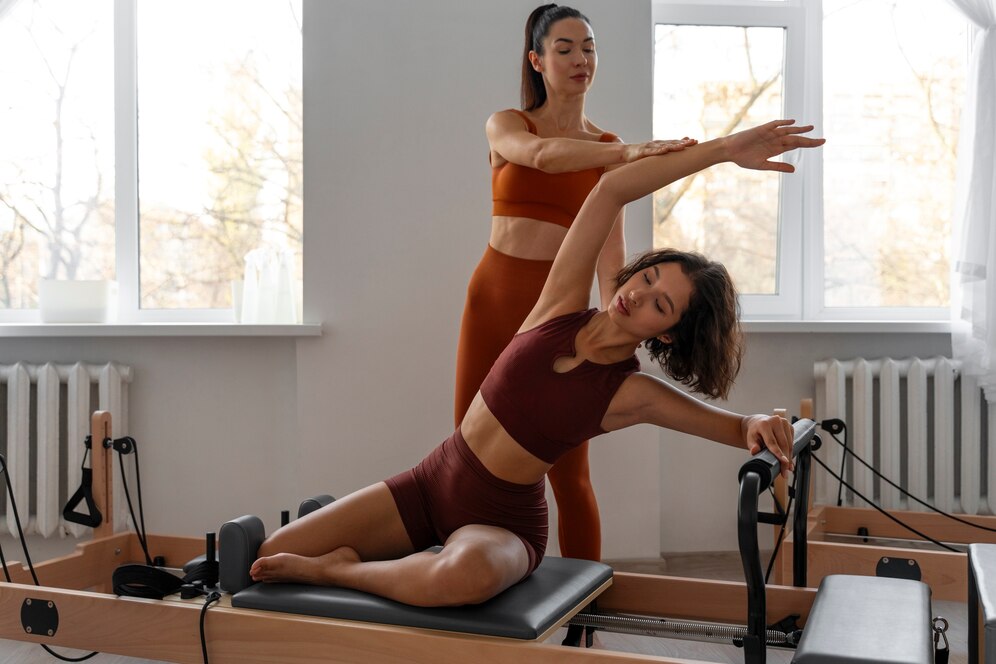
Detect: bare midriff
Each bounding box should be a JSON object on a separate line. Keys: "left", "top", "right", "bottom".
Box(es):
{"left": 460, "top": 392, "right": 552, "bottom": 485}
{"left": 489, "top": 216, "right": 568, "bottom": 260}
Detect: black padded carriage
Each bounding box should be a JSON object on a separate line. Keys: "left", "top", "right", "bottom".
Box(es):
{"left": 219, "top": 514, "right": 612, "bottom": 640}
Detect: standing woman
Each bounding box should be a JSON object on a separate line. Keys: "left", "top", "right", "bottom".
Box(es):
{"left": 454, "top": 4, "right": 691, "bottom": 564}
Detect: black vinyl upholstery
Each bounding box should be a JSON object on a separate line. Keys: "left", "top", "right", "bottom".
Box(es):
{"left": 231, "top": 555, "right": 612, "bottom": 639}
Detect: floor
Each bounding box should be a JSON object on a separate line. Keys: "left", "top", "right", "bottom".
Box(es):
{"left": 0, "top": 551, "right": 968, "bottom": 663}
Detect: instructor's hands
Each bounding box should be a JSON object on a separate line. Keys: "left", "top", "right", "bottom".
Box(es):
{"left": 625, "top": 137, "right": 698, "bottom": 163}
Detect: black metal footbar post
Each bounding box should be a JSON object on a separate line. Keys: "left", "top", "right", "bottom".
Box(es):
{"left": 736, "top": 418, "right": 818, "bottom": 664}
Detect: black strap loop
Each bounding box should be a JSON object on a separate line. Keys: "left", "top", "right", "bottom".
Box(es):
{"left": 112, "top": 564, "right": 183, "bottom": 599}
{"left": 113, "top": 556, "right": 219, "bottom": 600}
{"left": 113, "top": 558, "right": 218, "bottom": 600}
{"left": 62, "top": 467, "right": 102, "bottom": 528}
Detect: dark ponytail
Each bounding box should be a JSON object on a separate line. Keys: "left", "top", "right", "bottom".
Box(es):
{"left": 520, "top": 4, "right": 592, "bottom": 111}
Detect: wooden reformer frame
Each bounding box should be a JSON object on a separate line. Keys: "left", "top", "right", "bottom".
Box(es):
{"left": 0, "top": 411, "right": 828, "bottom": 664}
{"left": 770, "top": 399, "right": 996, "bottom": 602}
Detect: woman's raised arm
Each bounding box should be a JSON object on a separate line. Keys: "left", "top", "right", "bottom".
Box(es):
{"left": 523, "top": 120, "right": 824, "bottom": 325}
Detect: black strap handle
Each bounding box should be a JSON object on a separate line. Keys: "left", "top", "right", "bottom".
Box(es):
{"left": 62, "top": 468, "right": 102, "bottom": 528}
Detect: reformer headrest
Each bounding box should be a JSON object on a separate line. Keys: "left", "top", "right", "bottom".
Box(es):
{"left": 219, "top": 514, "right": 265, "bottom": 594}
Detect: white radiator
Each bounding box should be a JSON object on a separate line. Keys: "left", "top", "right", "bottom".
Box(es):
{"left": 814, "top": 357, "right": 993, "bottom": 515}
{"left": 1, "top": 362, "right": 132, "bottom": 537}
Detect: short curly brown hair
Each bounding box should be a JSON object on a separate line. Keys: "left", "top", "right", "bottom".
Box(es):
{"left": 615, "top": 248, "right": 744, "bottom": 399}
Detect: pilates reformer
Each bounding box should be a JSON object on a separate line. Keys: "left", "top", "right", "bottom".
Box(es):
{"left": 771, "top": 399, "right": 996, "bottom": 604}
{"left": 0, "top": 411, "right": 975, "bottom": 663}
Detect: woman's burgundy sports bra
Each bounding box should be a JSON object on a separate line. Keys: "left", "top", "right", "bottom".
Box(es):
{"left": 479, "top": 309, "right": 640, "bottom": 464}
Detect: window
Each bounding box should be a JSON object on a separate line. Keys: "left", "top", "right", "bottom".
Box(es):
{"left": 0, "top": 0, "right": 302, "bottom": 323}
{"left": 652, "top": 0, "right": 967, "bottom": 321}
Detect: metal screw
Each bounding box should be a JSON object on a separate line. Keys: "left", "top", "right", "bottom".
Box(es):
{"left": 47, "top": 601, "right": 53, "bottom": 608}
{"left": 25, "top": 599, "right": 31, "bottom": 606}
{"left": 25, "top": 627, "right": 32, "bottom": 634}
{"left": 908, "top": 560, "right": 915, "bottom": 566}
{"left": 47, "top": 629, "right": 53, "bottom": 636}
{"left": 882, "top": 557, "right": 890, "bottom": 563}
{"left": 115, "top": 548, "right": 121, "bottom": 555}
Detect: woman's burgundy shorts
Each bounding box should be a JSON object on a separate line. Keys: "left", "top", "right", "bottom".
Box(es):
{"left": 385, "top": 428, "right": 548, "bottom": 577}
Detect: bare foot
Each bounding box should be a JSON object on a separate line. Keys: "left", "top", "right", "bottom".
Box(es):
{"left": 249, "top": 546, "right": 361, "bottom": 585}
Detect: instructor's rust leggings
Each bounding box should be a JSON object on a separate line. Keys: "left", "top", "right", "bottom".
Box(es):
{"left": 454, "top": 244, "right": 601, "bottom": 561}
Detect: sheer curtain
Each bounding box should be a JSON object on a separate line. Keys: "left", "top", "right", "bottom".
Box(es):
{"left": 0, "top": 0, "right": 20, "bottom": 20}
{"left": 949, "top": 0, "right": 996, "bottom": 395}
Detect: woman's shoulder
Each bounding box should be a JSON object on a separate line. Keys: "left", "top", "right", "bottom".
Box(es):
{"left": 488, "top": 108, "right": 536, "bottom": 134}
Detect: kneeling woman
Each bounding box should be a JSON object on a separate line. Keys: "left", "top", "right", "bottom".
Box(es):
{"left": 250, "top": 120, "right": 824, "bottom": 607}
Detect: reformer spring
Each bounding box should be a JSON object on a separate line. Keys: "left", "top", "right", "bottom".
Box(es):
{"left": 567, "top": 612, "right": 797, "bottom": 646}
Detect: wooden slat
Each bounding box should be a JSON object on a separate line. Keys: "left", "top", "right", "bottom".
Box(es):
{"left": 818, "top": 506, "right": 996, "bottom": 545}
{"left": 598, "top": 573, "right": 815, "bottom": 626}
{"left": 796, "top": 539, "right": 965, "bottom": 602}
{"left": 0, "top": 580, "right": 709, "bottom": 664}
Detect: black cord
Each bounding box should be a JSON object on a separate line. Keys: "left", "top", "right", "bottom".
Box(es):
{"left": 811, "top": 454, "right": 959, "bottom": 552}
{"left": 200, "top": 591, "right": 222, "bottom": 664}
{"left": 823, "top": 428, "right": 996, "bottom": 535}
{"left": 764, "top": 469, "right": 798, "bottom": 584}
{"left": 39, "top": 645, "right": 99, "bottom": 661}
{"left": 0, "top": 457, "right": 100, "bottom": 662}
{"left": 115, "top": 439, "right": 152, "bottom": 565}
{"left": 1, "top": 457, "right": 39, "bottom": 585}
{"left": 834, "top": 422, "right": 848, "bottom": 506}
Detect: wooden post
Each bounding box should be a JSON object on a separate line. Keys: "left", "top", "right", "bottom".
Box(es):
{"left": 90, "top": 411, "right": 114, "bottom": 540}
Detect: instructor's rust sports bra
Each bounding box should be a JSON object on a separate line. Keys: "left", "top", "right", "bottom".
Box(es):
{"left": 479, "top": 309, "right": 640, "bottom": 464}
{"left": 491, "top": 110, "right": 618, "bottom": 229}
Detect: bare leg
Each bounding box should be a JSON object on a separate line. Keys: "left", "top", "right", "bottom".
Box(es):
{"left": 255, "top": 524, "right": 530, "bottom": 607}
{"left": 254, "top": 481, "right": 414, "bottom": 565}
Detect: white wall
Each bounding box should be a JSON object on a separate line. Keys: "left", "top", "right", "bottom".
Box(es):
{"left": 0, "top": 0, "right": 952, "bottom": 562}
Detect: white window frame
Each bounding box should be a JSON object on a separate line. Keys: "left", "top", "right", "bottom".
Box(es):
{"left": 652, "top": 0, "right": 953, "bottom": 323}
{"left": 0, "top": 0, "right": 292, "bottom": 325}
{"left": 114, "top": 0, "right": 239, "bottom": 323}
{"left": 0, "top": 0, "right": 304, "bottom": 326}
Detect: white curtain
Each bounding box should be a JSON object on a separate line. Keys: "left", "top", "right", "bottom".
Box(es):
{"left": 949, "top": 0, "right": 996, "bottom": 396}
{"left": 0, "top": 0, "right": 20, "bottom": 21}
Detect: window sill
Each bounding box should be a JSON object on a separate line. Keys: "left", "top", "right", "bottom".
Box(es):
{"left": 0, "top": 322, "right": 323, "bottom": 338}
{"left": 743, "top": 320, "right": 951, "bottom": 334}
